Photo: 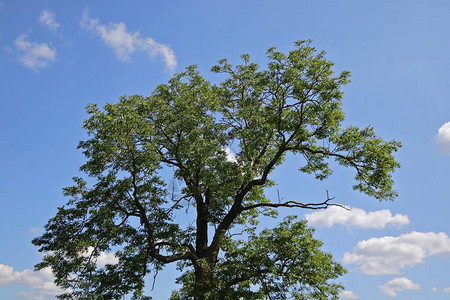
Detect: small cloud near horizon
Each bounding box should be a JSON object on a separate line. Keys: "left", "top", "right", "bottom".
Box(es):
{"left": 339, "top": 290, "right": 360, "bottom": 298}
{"left": 379, "top": 277, "right": 420, "bottom": 297}
{"left": 0, "top": 264, "right": 63, "bottom": 297}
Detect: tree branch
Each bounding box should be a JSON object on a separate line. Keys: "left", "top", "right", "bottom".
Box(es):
{"left": 128, "top": 152, "right": 197, "bottom": 264}
{"left": 208, "top": 145, "right": 287, "bottom": 258}
{"left": 242, "top": 191, "right": 348, "bottom": 211}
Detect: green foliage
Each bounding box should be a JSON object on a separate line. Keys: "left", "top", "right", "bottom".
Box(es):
{"left": 171, "top": 217, "right": 345, "bottom": 300}
{"left": 33, "top": 40, "right": 400, "bottom": 299}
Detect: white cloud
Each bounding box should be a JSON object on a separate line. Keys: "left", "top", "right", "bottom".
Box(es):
{"left": 223, "top": 147, "right": 237, "bottom": 163}
{"left": 342, "top": 231, "right": 450, "bottom": 275}
{"left": 136, "top": 37, "right": 177, "bottom": 70}
{"left": 378, "top": 277, "right": 420, "bottom": 297}
{"left": 81, "top": 247, "right": 119, "bottom": 268}
{"left": 80, "top": 10, "right": 177, "bottom": 70}
{"left": 444, "top": 287, "right": 450, "bottom": 293}
{"left": 39, "top": 9, "right": 60, "bottom": 31}
{"left": 0, "top": 247, "right": 117, "bottom": 298}
{"left": 305, "top": 206, "right": 409, "bottom": 229}
{"left": 14, "top": 34, "right": 56, "bottom": 72}
{"left": 80, "top": 13, "right": 137, "bottom": 61}
{"left": 432, "top": 287, "right": 437, "bottom": 292}
{"left": 0, "top": 264, "right": 63, "bottom": 297}
{"left": 436, "top": 122, "right": 450, "bottom": 154}
{"left": 96, "top": 250, "right": 119, "bottom": 268}
{"left": 339, "top": 290, "right": 360, "bottom": 298}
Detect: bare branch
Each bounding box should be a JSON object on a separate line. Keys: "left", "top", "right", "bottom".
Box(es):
{"left": 167, "top": 194, "right": 191, "bottom": 215}
{"left": 242, "top": 191, "right": 349, "bottom": 211}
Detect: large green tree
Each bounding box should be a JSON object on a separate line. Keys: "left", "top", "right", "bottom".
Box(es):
{"left": 33, "top": 41, "right": 400, "bottom": 299}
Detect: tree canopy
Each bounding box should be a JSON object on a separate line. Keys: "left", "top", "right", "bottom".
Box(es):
{"left": 33, "top": 40, "right": 401, "bottom": 299}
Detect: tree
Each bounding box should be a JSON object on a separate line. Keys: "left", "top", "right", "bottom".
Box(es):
{"left": 33, "top": 40, "right": 400, "bottom": 299}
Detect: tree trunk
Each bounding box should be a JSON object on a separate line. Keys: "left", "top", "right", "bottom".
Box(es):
{"left": 193, "top": 260, "right": 214, "bottom": 300}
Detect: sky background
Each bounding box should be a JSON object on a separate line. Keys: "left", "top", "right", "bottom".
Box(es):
{"left": 1, "top": 1, "right": 450, "bottom": 299}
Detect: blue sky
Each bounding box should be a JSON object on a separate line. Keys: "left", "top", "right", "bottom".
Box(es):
{"left": 1, "top": 1, "right": 450, "bottom": 299}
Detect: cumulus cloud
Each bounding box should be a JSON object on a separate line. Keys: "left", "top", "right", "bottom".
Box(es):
{"left": 378, "top": 277, "right": 420, "bottom": 297}
{"left": 0, "top": 245, "right": 118, "bottom": 298}
{"left": 342, "top": 231, "right": 450, "bottom": 275}
{"left": 14, "top": 34, "right": 56, "bottom": 71}
{"left": 436, "top": 122, "right": 450, "bottom": 154}
{"left": 444, "top": 287, "right": 450, "bottom": 293}
{"left": 339, "top": 290, "right": 360, "bottom": 298}
{"left": 80, "top": 9, "right": 177, "bottom": 70}
{"left": 305, "top": 206, "right": 409, "bottom": 229}
{"left": 0, "top": 264, "right": 63, "bottom": 297}
{"left": 39, "top": 9, "right": 60, "bottom": 31}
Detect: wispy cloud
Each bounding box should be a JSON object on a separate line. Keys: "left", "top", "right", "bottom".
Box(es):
{"left": 305, "top": 206, "right": 409, "bottom": 229}
{"left": 436, "top": 121, "right": 450, "bottom": 154}
{"left": 27, "top": 227, "right": 43, "bottom": 234}
{"left": 378, "top": 277, "right": 420, "bottom": 297}
{"left": 80, "top": 9, "right": 177, "bottom": 70}
{"left": 343, "top": 231, "right": 450, "bottom": 275}
{"left": 13, "top": 34, "right": 56, "bottom": 72}
{"left": 39, "top": 9, "right": 60, "bottom": 32}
